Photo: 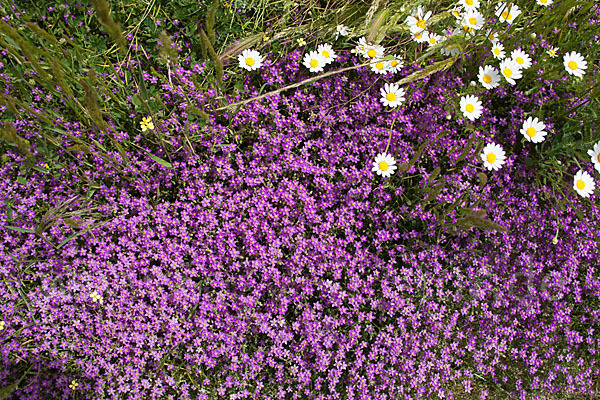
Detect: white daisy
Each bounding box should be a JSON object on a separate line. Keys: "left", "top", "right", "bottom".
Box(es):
{"left": 491, "top": 41, "right": 506, "bottom": 59}
{"left": 462, "top": 10, "right": 485, "bottom": 30}
{"left": 499, "top": 58, "right": 522, "bottom": 85}
{"left": 485, "top": 29, "right": 499, "bottom": 42}
{"left": 411, "top": 27, "right": 430, "bottom": 43}
{"left": 537, "top": 0, "right": 553, "bottom": 5}
{"left": 459, "top": 0, "right": 480, "bottom": 11}
{"left": 355, "top": 36, "right": 369, "bottom": 56}
{"left": 573, "top": 170, "right": 595, "bottom": 198}
{"left": 451, "top": 6, "right": 463, "bottom": 20}
{"left": 387, "top": 55, "right": 404, "bottom": 73}
{"left": 511, "top": 49, "right": 532, "bottom": 69}
{"left": 238, "top": 49, "right": 263, "bottom": 71}
{"left": 372, "top": 153, "right": 398, "bottom": 178}
{"left": 478, "top": 65, "right": 501, "bottom": 89}
{"left": 335, "top": 24, "right": 350, "bottom": 38}
{"left": 427, "top": 33, "right": 444, "bottom": 46}
{"left": 563, "top": 51, "right": 587, "bottom": 78}
{"left": 380, "top": 83, "right": 406, "bottom": 108}
{"left": 587, "top": 141, "right": 600, "bottom": 173}
{"left": 547, "top": 46, "right": 559, "bottom": 58}
{"left": 406, "top": 7, "right": 432, "bottom": 33}
{"left": 520, "top": 116, "right": 547, "bottom": 143}
{"left": 370, "top": 58, "right": 390, "bottom": 74}
{"left": 440, "top": 41, "right": 461, "bottom": 57}
{"left": 317, "top": 43, "right": 337, "bottom": 64}
{"left": 303, "top": 51, "right": 327, "bottom": 73}
{"left": 363, "top": 43, "right": 385, "bottom": 59}
{"left": 480, "top": 143, "right": 507, "bottom": 171}
{"left": 460, "top": 95, "right": 483, "bottom": 121}
{"left": 495, "top": 2, "right": 521, "bottom": 23}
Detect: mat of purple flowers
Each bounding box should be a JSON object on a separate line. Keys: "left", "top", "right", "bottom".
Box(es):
{"left": 1, "top": 37, "right": 600, "bottom": 400}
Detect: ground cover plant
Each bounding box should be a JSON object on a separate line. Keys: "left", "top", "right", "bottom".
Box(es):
{"left": 0, "top": 0, "right": 600, "bottom": 399}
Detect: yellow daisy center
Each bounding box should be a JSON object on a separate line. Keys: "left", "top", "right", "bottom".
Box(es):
{"left": 414, "top": 32, "right": 422, "bottom": 39}
{"left": 541, "top": 0, "right": 547, "bottom": 3}
{"left": 486, "top": 153, "right": 497, "bottom": 163}
{"left": 464, "top": 26, "right": 473, "bottom": 33}
{"left": 516, "top": 57, "right": 524, "bottom": 64}
{"left": 596, "top": 153, "right": 600, "bottom": 163}
{"left": 466, "top": 0, "right": 474, "bottom": 5}
{"left": 483, "top": 74, "right": 492, "bottom": 83}
{"left": 501, "top": 11, "right": 513, "bottom": 20}
{"left": 310, "top": 59, "right": 319, "bottom": 68}
{"left": 466, "top": 104, "right": 475, "bottom": 113}
{"left": 494, "top": 48, "right": 501, "bottom": 55}
{"left": 430, "top": 38, "right": 436, "bottom": 44}
{"left": 246, "top": 57, "right": 255, "bottom": 66}
{"left": 549, "top": 50, "right": 555, "bottom": 56}
{"left": 526, "top": 127, "right": 537, "bottom": 137}
{"left": 367, "top": 49, "right": 377, "bottom": 58}
{"left": 386, "top": 92, "right": 397, "bottom": 102}
{"left": 503, "top": 68, "right": 513, "bottom": 77}
{"left": 489, "top": 33, "right": 495, "bottom": 41}
{"left": 376, "top": 62, "right": 384, "bottom": 70}
{"left": 323, "top": 50, "right": 330, "bottom": 58}
{"left": 568, "top": 60, "right": 578, "bottom": 70}
{"left": 576, "top": 179, "right": 585, "bottom": 190}
{"left": 469, "top": 17, "right": 477, "bottom": 25}
{"left": 416, "top": 19, "right": 426, "bottom": 29}
{"left": 379, "top": 161, "right": 389, "bottom": 171}
{"left": 391, "top": 60, "right": 399, "bottom": 67}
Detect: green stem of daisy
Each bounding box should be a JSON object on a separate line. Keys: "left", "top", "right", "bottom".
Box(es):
{"left": 384, "top": 108, "right": 399, "bottom": 155}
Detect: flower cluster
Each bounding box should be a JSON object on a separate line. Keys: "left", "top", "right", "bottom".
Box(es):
{"left": 0, "top": 1, "right": 599, "bottom": 399}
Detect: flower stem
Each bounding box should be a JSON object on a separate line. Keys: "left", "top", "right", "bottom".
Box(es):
{"left": 384, "top": 108, "right": 399, "bottom": 154}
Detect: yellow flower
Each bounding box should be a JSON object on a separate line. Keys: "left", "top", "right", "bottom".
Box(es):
{"left": 297, "top": 38, "right": 307, "bottom": 47}
{"left": 90, "top": 290, "right": 103, "bottom": 303}
{"left": 69, "top": 380, "right": 79, "bottom": 390}
{"left": 140, "top": 116, "right": 154, "bottom": 132}
{"left": 0, "top": 321, "right": 5, "bottom": 331}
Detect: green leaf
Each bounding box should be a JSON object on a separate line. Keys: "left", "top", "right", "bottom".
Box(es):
{"left": 148, "top": 153, "right": 173, "bottom": 169}
{"left": 132, "top": 94, "right": 142, "bottom": 107}
{"left": 16, "top": 176, "right": 26, "bottom": 185}
{"left": 3, "top": 225, "right": 35, "bottom": 234}
{"left": 0, "top": 382, "right": 19, "bottom": 399}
